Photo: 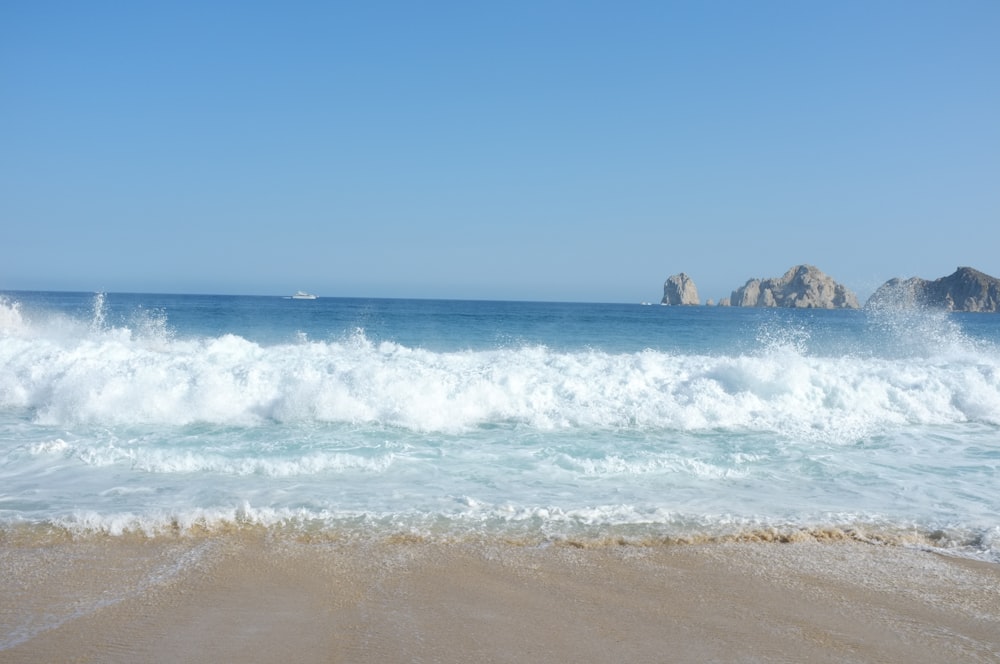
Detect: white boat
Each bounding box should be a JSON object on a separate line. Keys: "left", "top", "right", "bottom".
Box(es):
{"left": 290, "top": 291, "right": 318, "bottom": 300}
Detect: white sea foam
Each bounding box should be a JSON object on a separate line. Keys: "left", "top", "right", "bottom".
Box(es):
{"left": 26, "top": 439, "right": 72, "bottom": 455}
{"left": 556, "top": 453, "right": 748, "bottom": 479}
{"left": 109, "top": 447, "right": 397, "bottom": 476}
{"left": 2, "top": 306, "right": 999, "bottom": 441}
{"left": 0, "top": 297, "right": 26, "bottom": 332}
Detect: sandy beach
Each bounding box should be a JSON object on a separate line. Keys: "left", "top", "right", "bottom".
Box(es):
{"left": 2, "top": 533, "right": 998, "bottom": 663}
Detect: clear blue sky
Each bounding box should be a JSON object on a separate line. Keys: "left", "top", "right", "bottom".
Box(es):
{"left": 3, "top": 1, "right": 998, "bottom": 303}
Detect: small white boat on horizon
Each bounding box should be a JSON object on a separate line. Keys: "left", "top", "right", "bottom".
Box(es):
{"left": 290, "top": 291, "right": 318, "bottom": 300}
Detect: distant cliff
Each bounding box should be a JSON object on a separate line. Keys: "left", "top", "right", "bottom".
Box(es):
{"left": 661, "top": 273, "right": 700, "bottom": 305}
{"left": 728, "top": 265, "right": 859, "bottom": 309}
{"left": 866, "top": 267, "right": 1000, "bottom": 312}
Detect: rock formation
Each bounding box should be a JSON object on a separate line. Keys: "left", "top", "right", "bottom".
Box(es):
{"left": 661, "top": 273, "right": 700, "bottom": 306}
{"left": 866, "top": 267, "right": 1000, "bottom": 312}
{"left": 729, "top": 265, "right": 859, "bottom": 309}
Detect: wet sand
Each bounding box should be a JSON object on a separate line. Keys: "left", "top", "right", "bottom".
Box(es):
{"left": 2, "top": 534, "right": 998, "bottom": 663}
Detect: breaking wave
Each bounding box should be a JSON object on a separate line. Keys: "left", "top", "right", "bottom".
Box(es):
{"left": 2, "top": 295, "right": 999, "bottom": 443}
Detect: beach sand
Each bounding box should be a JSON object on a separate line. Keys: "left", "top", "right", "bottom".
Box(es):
{"left": 2, "top": 534, "right": 998, "bottom": 663}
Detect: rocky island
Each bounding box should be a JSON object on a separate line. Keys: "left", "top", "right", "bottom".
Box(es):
{"left": 661, "top": 273, "right": 700, "bottom": 305}
{"left": 866, "top": 267, "right": 1000, "bottom": 312}
{"left": 657, "top": 265, "right": 999, "bottom": 312}
{"left": 725, "top": 265, "right": 859, "bottom": 309}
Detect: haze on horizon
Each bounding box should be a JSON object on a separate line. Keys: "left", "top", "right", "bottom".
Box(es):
{"left": 3, "top": 2, "right": 998, "bottom": 304}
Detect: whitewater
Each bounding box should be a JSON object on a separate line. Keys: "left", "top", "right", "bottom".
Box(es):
{"left": 1, "top": 291, "right": 998, "bottom": 559}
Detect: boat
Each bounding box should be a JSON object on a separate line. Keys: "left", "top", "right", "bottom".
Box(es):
{"left": 290, "top": 291, "right": 318, "bottom": 300}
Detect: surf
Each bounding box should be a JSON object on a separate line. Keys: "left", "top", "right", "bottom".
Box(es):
{"left": 2, "top": 294, "right": 999, "bottom": 439}
{"left": 2, "top": 292, "right": 999, "bottom": 561}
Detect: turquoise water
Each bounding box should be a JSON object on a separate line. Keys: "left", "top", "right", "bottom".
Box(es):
{"left": 1, "top": 291, "right": 999, "bottom": 558}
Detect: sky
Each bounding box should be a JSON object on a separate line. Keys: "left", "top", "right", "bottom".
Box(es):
{"left": 2, "top": 1, "right": 998, "bottom": 303}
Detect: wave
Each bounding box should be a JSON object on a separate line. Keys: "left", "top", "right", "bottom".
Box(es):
{"left": 17, "top": 436, "right": 401, "bottom": 476}
{"left": 2, "top": 295, "right": 999, "bottom": 440}
{"left": 1, "top": 504, "right": 995, "bottom": 563}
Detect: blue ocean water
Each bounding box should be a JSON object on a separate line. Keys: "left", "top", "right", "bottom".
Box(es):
{"left": 1, "top": 291, "right": 999, "bottom": 558}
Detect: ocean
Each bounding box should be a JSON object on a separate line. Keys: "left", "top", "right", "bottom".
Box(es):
{"left": 1, "top": 291, "right": 999, "bottom": 560}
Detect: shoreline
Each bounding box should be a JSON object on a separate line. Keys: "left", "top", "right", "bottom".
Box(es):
{"left": 2, "top": 535, "right": 998, "bottom": 663}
